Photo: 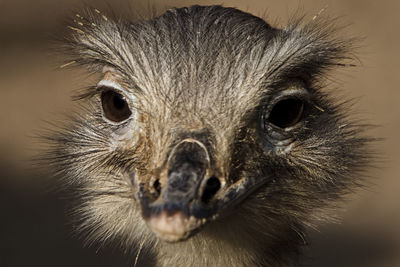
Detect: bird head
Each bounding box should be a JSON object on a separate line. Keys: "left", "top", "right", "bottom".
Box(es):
{"left": 49, "top": 5, "right": 370, "bottom": 264}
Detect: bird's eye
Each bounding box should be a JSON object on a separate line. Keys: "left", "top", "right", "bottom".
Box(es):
{"left": 101, "top": 90, "right": 132, "bottom": 122}
{"left": 267, "top": 98, "right": 304, "bottom": 128}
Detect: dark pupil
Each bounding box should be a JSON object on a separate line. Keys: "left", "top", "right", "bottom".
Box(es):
{"left": 113, "top": 93, "right": 126, "bottom": 110}
{"left": 267, "top": 98, "right": 304, "bottom": 128}
{"left": 101, "top": 90, "right": 132, "bottom": 122}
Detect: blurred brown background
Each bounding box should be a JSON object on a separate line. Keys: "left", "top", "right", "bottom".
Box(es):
{"left": 0, "top": 0, "right": 398, "bottom": 266}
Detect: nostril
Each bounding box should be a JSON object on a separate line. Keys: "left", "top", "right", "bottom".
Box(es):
{"left": 201, "top": 176, "right": 221, "bottom": 204}
{"left": 153, "top": 179, "right": 161, "bottom": 196}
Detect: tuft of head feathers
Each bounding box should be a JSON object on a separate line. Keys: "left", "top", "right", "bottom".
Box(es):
{"left": 46, "top": 5, "right": 372, "bottom": 267}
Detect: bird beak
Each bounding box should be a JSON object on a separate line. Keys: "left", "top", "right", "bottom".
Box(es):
{"left": 134, "top": 138, "right": 221, "bottom": 241}
{"left": 134, "top": 138, "right": 267, "bottom": 242}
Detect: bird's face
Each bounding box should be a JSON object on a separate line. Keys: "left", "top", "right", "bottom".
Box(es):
{"left": 52, "top": 6, "right": 369, "bottom": 249}
{"left": 95, "top": 68, "right": 311, "bottom": 242}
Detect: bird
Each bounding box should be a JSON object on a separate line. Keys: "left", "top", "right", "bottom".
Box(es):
{"left": 47, "top": 5, "right": 371, "bottom": 267}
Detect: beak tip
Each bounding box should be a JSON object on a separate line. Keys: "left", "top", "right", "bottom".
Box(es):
{"left": 146, "top": 210, "right": 200, "bottom": 242}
